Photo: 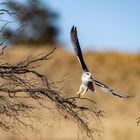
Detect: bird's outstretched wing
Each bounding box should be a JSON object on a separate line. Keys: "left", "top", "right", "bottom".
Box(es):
{"left": 70, "top": 26, "right": 89, "bottom": 72}
{"left": 93, "top": 79, "right": 134, "bottom": 98}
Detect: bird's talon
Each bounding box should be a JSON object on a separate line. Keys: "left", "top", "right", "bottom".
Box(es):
{"left": 75, "top": 91, "right": 80, "bottom": 95}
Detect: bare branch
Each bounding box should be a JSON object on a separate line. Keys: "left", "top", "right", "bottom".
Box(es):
{"left": 0, "top": 47, "right": 103, "bottom": 139}
{"left": 0, "top": 3, "right": 103, "bottom": 139}
{"left": 137, "top": 117, "right": 140, "bottom": 126}
{"left": 0, "top": 45, "right": 7, "bottom": 56}
{"left": 0, "top": 8, "right": 16, "bottom": 15}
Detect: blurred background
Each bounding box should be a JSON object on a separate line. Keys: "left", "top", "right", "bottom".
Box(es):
{"left": 0, "top": 0, "right": 140, "bottom": 140}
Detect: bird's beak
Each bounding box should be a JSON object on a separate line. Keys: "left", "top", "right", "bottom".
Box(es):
{"left": 90, "top": 77, "right": 93, "bottom": 80}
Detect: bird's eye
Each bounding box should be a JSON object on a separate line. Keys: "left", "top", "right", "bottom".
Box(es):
{"left": 86, "top": 73, "right": 89, "bottom": 75}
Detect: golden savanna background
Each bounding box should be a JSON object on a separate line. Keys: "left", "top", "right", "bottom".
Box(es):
{"left": 0, "top": 0, "right": 140, "bottom": 139}
{"left": 0, "top": 46, "right": 140, "bottom": 140}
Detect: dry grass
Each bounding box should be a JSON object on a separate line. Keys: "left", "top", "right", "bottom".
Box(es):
{"left": 0, "top": 45, "right": 140, "bottom": 140}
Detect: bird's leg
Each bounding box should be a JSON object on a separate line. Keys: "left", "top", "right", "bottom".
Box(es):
{"left": 75, "top": 91, "right": 81, "bottom": 95}
{"left": 80, "top": 87, "right": 88, "bottom": 97}
{"left": 75, "top": 85, "right": 83, "bottom": 95}
{"left": 75, "top": 89, "right": 82, "bottom": 95}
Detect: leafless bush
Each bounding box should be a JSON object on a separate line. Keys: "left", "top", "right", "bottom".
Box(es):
{"left": 0, "top": 3, "right": 103, "bottom": 139}
{"left": 136, "top": 117, "right": 140, "bottom": 126}
{"left": 0, "top": 46, "right": 104, "bottom": 139}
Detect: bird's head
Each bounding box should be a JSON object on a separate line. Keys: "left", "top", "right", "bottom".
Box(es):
{"left": 83, "top": 72, "right": 93, "bottom": 80}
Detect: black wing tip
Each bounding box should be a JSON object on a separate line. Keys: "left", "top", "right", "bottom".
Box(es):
{"left": 117, "top": 95, "right": 135, "bottom": 99}
{"left": 125, "top": 95, "right": 135, "bottom": 99}
{"left": 70, "top": 25, "right": 78, "bottom": 43}
{"left": 71, "top": 25, "right": 77, "bottom": 34}
{"left": 112, "top": 92, "right": 135, "bottom": 99}
{"left": 110, "top": 90, "right": 135, "bottom": 99}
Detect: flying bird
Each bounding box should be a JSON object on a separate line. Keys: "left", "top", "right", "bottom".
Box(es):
{"left": 70, "top": 26, "right": 133, "bottom": 98}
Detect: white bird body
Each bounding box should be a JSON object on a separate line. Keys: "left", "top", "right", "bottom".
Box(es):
{"left": 81, "top": 72, "right": 93, "bottom": 84}
{"left": 77, "top": 72, "right": 95, "bottom": 96}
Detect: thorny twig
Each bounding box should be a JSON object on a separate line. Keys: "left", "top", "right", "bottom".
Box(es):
{"left": 0, "top": 3, "right": 103, "bottom": 139}
{"left": 0, "top": 47, "right": 103, "bottom": 139}
{"left": 136, "top": 117, "right": 140, "bottom": 126}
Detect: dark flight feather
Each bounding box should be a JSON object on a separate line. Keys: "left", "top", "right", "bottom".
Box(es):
{"left": 70, "top": 26, "right": 89, "bottom": 72}
{"left": 93, "top": 79, "right": 134, "bottom": 98}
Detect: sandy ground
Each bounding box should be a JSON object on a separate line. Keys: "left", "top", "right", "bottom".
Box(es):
{"left": 0, "top": 46, "right": 140, "bottom": 140}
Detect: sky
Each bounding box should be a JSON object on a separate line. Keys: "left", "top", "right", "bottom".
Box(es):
{"left": 46, "top": 0, "right": 140, "bottom": 53}
{"left": 4, "top": 0, "right": 140, "bottom": 52}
